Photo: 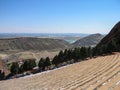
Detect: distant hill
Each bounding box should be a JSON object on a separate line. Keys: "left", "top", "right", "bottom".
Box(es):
{"left": 97, "top": 21, "right": 120, "bottom": 51}
{"left": 72, "top": 33, "right": 104, "bottom": 47}
{"left": 0, "top": 37, "right": 70, "bottom": 51}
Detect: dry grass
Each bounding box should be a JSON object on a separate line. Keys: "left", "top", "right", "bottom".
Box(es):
{"left": 0, "top": 53, "right": 120, "bottom": 90}
{"left": 0, "top": 54, "right": 7, "bottom": 59}
{"left": 4, "top": 50, "right": 59, "bottom": 64}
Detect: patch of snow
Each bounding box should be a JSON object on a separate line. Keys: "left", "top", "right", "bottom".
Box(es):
{"left": 102, "top": 82, "right": 107, "bottom": 86}
{"left": 116, "top": 80, "right": 120, "bottom": 86}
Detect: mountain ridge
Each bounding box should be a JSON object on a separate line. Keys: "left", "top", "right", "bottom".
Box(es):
{"left": 72, "top": 33, "right": 104, "bottom": 47}
{"left": 98, "top": 21, "right": 120, "bottom": 44}
{"left": 97, "top": 21, "right": 120, "bottom": 51}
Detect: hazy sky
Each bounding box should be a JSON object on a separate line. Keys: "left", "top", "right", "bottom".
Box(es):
{"left": 0, "top": 0, "right": 120, "bottom": 34}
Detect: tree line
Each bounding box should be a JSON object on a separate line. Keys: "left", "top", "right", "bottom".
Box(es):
{"left": 10, "top": 59, "right": 36, "bottom": 75}
{"left": 9, "top": 47, "right": 93, "bottom": 75}
{"left": 93, "top": 39, "right": 117, "bottom": 56}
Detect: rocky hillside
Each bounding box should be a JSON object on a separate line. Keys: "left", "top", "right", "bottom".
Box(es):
{"left": 72, "top": 33, "right": 104, "bottom": 47}
{"left": 97, "top": 21, "right": 120, "bottom": 51}
{"left": 0, "top": 37, "right": 70, "bottom": 51}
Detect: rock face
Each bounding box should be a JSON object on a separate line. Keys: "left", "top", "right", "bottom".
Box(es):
{"left": 72, "top": 33, "right": 104, "bottom": 47}
{"left": 0, "top": 37, "right": 70, "bottom": 51}
{"left": 97, "top": 21, "right": 120, "bottom": 51}
{"left": 0, "top": 60, "right": 3, "bottom": 70}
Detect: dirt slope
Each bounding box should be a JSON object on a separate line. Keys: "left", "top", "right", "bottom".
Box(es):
{"left": 0, "top": 52, "right": 120, "bottom": 90}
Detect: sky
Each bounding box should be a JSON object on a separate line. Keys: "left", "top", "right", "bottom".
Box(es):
{"left": 0, "top": 0, "right": 120, "bottom": 34}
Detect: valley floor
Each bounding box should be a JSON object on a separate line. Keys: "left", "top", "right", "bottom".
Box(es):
{"left": 0, "top": 52, "right": 120, "bottom": 90}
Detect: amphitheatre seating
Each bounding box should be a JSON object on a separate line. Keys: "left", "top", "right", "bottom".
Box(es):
{"left": 62, "top": 54, "right": 119, "bottom": 90}
{"left": 0, "top": 53, "right": 120, "bottom": 90}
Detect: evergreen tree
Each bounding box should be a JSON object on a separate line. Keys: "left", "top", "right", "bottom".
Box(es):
{"left": 22, "top": 59, "right": 36, "bottom": 71}
{"left": 58, "top": 50, "right": 64, "bottom": 63}
{"left": 52, "top": 55, "right": 59, "bottom": 67}
{"left": 87, "top": 46, "right": 92, "bottom": 58}
{"left": 63, "top": 49, "right": 68, "bottom": 62}
{"left": 10, "top": 62, "right": 19, "bottom": 75}
{"left": 92, "top": 46, "right": 101, "bottom": 56}
{"left": 102, "top": 45, "right": 108, "bottom": 54}
{"left": 44, "top": 57, "right": 51, "bottom": 68}
{"left": 0, "top": 70, "right": 5, "bottom": 80}
{"left": 78, "top": 48, "right": 82, "bottom": 60}
{"left": 72, "top": 48, "right": 77, "bottom": 62}
{"left": 19, "top": 64, "right": 24, "bottom": 73}
{"left": 80, "top": 47, "right": 88, "bottom": 59}
{"left": 107, "top": 41, "right": 115, "bottom": 53}
{"left": 67, "top": 49, "right": 73, "bottom": 60}
{"left": 38, "top": 58, "right": 45, "bottom": 71}
{"left": 23, "top": 60, "right": 29, "bottom": 71}
{"left": 29, "top": 59, "right": 36, "bottom": 69}
{"left": 111, "top": 39, "right": 117, "bottom": 51}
